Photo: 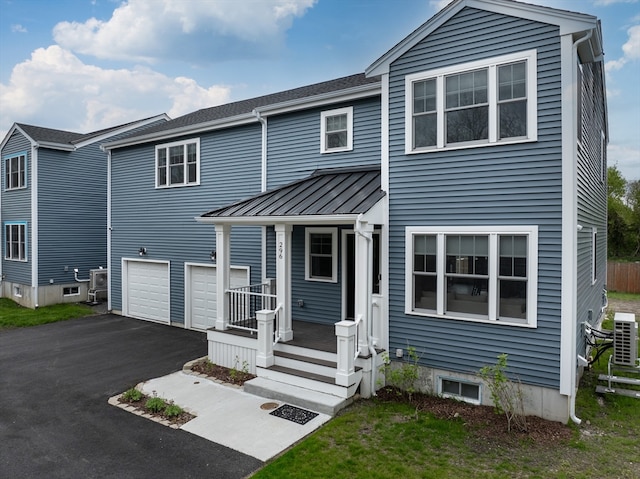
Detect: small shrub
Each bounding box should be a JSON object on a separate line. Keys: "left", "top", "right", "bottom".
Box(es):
{"left": 230, "top": 356, "right": 250, "bottom": 381}
{"left": 478, "top": 353, "right": 528, "bottom": 433}
{"left": 379, "top": 346, "right": 422, "bottom": 402}
{"left": 145, "top": 396, "right": 166, "bottom": 413}
{"left": 121, "top": 387, "right": 143, "bottom": 402}
{"left": 164, "top": 403, "right": 183, "bottom": 418}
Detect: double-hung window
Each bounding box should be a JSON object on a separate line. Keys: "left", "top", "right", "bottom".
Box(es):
{"left": 4, "top": 222, "right": 27, "bottom": 261}
{"left": 156, "top": 138, "right": 200, "bottom": 188}
{"left": 305, "top": 227, "right": 337, "bottom": 282}
{"left": 406, "top": 226, "right": 538, "bottom": 327}
{"left": 406, "top": 50, "right": 537, "bottom": 152}
{"left": 4, "top": 153, "right": 26, "bottom": 190}
{"left": 321, "top": 107, "right": 353, "bottom": 153}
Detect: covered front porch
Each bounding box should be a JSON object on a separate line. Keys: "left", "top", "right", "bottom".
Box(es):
{"left": 196, "top": 167, "right": 387, "bottom": 413}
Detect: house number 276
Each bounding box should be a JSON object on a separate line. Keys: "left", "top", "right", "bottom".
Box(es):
{"left": 278, "top": 241, "right": 284, "bottom": 260}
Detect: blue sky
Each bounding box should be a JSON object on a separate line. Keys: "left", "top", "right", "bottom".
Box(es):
{"left": 1, "top": 0, "right": 638, "bottom": 181}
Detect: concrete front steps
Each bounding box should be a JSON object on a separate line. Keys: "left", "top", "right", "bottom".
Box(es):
{"left": 243, "top": 344, "right": 362, "bottom": 416}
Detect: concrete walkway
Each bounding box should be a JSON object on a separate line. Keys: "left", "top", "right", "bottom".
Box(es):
{"left": 132, "top": 371, "right": 331, "bottom": 462}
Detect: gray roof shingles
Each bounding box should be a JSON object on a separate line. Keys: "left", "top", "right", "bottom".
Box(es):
{"left": 201, "top": 166, "right": 384, "bottom": 219}
{"left": 16, "top": 116, "right": 163, "bottom": 147}
{"left": 122, "top": 73, "right": 380, "bottom": 140}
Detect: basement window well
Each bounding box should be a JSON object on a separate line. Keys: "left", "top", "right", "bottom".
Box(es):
{"left": 439, "top": 377, "right": 481, "bottom": 404}
{"left": 63, "top": 286, "right": 80, "bottom": 296}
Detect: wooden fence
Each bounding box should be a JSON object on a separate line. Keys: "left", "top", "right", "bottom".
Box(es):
{"left": 607, "top": 262, "right": 640, "bottom": 294}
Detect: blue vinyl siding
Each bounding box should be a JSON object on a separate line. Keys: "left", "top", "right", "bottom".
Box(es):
{"left": 266, "top": 226, "right": 346, "bottom": 325}
{"left": 1, "top": 130, "right": 32, "bottom": 285}
{"left": 110, "top": 125, "right": 263, "bottom": 323}
{"left": 263, "top": 98, "right": 381, "bottom": 323}
{"left": 290, "top": 226, "right": 346, "bottom": 325}
{"left": 38, "top": 145, "right": 107, "bottom": 285}
{"left": 576, "top": 60, "right": 608, "bottom": 358}
{"left": 387, "top": 8, "right": 564, "bottom": 388}
{"left": 266, "top": 98, "right": 381, "bottom": 188}
{"left": 36, "top": 119, "right": 168, "bottom": 287}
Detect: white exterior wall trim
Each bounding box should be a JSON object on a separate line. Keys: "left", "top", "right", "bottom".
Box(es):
{"left": 30, "top": 144, "right": 38, "bottom": 306}
{"left": 107, "top": 149, "right": 112, "bottom": 311}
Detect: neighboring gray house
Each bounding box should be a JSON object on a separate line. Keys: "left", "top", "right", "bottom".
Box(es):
{"left": 104, "top": 0, "right": 607, "bottom": 423}
{"left": 1, "top": 116, "right": 168, "bottom": 308}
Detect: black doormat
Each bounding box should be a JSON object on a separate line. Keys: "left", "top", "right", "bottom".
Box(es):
{"left": 269, "top": 404, "right": 319, "bottom": 425}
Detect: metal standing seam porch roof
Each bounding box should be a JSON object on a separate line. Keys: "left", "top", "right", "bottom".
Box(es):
{"left": 197, "top": 166, "right": 384, "bottom": 225}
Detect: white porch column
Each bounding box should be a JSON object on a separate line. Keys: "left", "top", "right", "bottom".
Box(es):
{"left": 335, "top": 320, "right": 357, "bottom": 386}
{"left": 274, "top": 224, "right": 293, "bottom": 341}
{"left": 354, "top": 221, "right": 374, "bottom": 354}
{"left": 215, "top": 224, "right": 231, "bottom": 330}
{"left": 256, "top": 310, "right": 275, "bottom": 368}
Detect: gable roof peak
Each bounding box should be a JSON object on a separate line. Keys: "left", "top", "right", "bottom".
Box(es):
{"left": 366, "top": 0, "right": 600, "bottom": 77}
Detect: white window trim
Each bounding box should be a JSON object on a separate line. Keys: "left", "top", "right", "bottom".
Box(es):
{"left": 591, "top": 227, "right": 597, "bottom": 285}
{"left": 4, "top": 221, "right": 28, "bottom": 262}
{"left": 63, "top": 286, "right": 80, "bottom": 297}
{"left": 305, "top": 227, "right": 338, "bottom": 283}
{"left": 13, "top": 285, "right": 22, "bottom": 297}
{"left": 155, "top": 137, "right": 200, "bottom": 188}
{"left": 4, "top": 152, "right": 27, "bottom": 190}
{"left": 320, "top": 107, "right": 353, "bottom": 153}
{"left": 405, "top": 50, "right": 537, "bottom": 154}
{"left": 405, "top": 225, "right": 538, "bottom": 328}
{"left": 438, "top": 376, "right": 482, "bottom": 405}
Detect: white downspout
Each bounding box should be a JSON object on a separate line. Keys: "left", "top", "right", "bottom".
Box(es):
{"left": 31, "top": 144, "right": 39, "bottom": 308}
{"left": 106, "top": 148, "right": 112, "bottom": 312}
{"left": 563, "top": 29, "right": 593, "bottom": 426}
{"left": 355, "top": 214, "right": 377, "bottom": 395}
{"left": 253, "top": 110, "right": 268, "bottom": 283}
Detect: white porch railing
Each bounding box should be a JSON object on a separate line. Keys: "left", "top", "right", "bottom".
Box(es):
{"left": 227, "top": 282, "right": 276, "bottom": 332}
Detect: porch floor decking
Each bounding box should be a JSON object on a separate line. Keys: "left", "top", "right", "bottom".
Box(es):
{"left": 212, "top": 320, "right": 337, "bottom": 353}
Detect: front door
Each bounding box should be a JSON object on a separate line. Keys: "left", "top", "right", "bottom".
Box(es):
{"left": 344, "top": 231, "right": 380, "bottom": 320}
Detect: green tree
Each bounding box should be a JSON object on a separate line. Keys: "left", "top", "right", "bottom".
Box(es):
{"left": 627, "top": 180, "right": 640, "bottom": 256}
{"left": 607, "top": 166, "right": 638, "bottom": 259}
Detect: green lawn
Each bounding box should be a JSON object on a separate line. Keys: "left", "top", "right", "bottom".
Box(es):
{"left": 608, "top": 291, "right": 640, "bottom": 301}
{"left": 253, "top": 303, "right": 640, "bottom": 479}
{"left": 0, "top": 298, "right": 94, "bottom": 329}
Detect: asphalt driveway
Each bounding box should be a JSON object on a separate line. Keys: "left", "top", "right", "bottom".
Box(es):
{"left": 0, "top": 314, "right": 264, "bottom": 479}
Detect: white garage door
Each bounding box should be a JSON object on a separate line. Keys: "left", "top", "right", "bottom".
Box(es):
{"left": 188, "top": 265, "right": 249, "bottom": 331}
{"left": 124, "top": 260, "right": 170, "bottom": 323}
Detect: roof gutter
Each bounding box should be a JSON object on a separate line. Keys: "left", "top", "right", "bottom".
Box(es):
{"left": 102, "top": 114, "right": 257, "bottom": 150}
{"left": 103, "top": 82, "right": 381, "bottom": 151}
{"left": 254, "top": 82, "right": 381, "bottom": 117}
{"left": 35, "top": 141, "right": 76, "bottom": 152}
{"left": 195, "top": 214, "right": 362, "bottom": 226}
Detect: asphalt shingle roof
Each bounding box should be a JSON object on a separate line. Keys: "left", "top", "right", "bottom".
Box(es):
{"left": 124, "top": 73, "right": 380, "bottom": 139}
{"left": 201, "top": 166, "right": 384, "bottom": 220}
{"left": 16, "top": 124, "right": 84, "bottom": 145}
{"left": 16, "top": 116, "right": 163, "bottom": 147}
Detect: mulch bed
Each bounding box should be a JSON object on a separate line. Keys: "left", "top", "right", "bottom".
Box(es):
{"left": 375, "top": 386, "right": 573, "bottom": 446}
{"left": 190, "top": 359, "right": 256, "bottom": 385}
{"left": 118, "top": 394, "right": 196, "bottom": 427}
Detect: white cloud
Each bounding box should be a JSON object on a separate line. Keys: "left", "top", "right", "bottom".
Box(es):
{"left": 0, "top": 46, "right": 230, "bottom": 136}
{"left": 608, "top": 143, "right": 640, "bottom": 181}
{"left": 52, "top": 0, "right": 316, "bottom": 63}
{"left": 594, "top": 0, "right": 638, "bottom": 6}
{"left": 11, "top": 24, "right": 27, "bottom": 33}
{"left": 429, "top": 0, "right": 452, "bottom": 10}
{"left": 605, "top": 24, "right": 640, "bottom": 71}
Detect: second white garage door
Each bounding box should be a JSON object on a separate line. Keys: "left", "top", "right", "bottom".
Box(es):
{"left": 187, "top": 264, "right": 249, "bottom": 331}
{"left": 123, "top": 260, "right": 170, "bottom": 323}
